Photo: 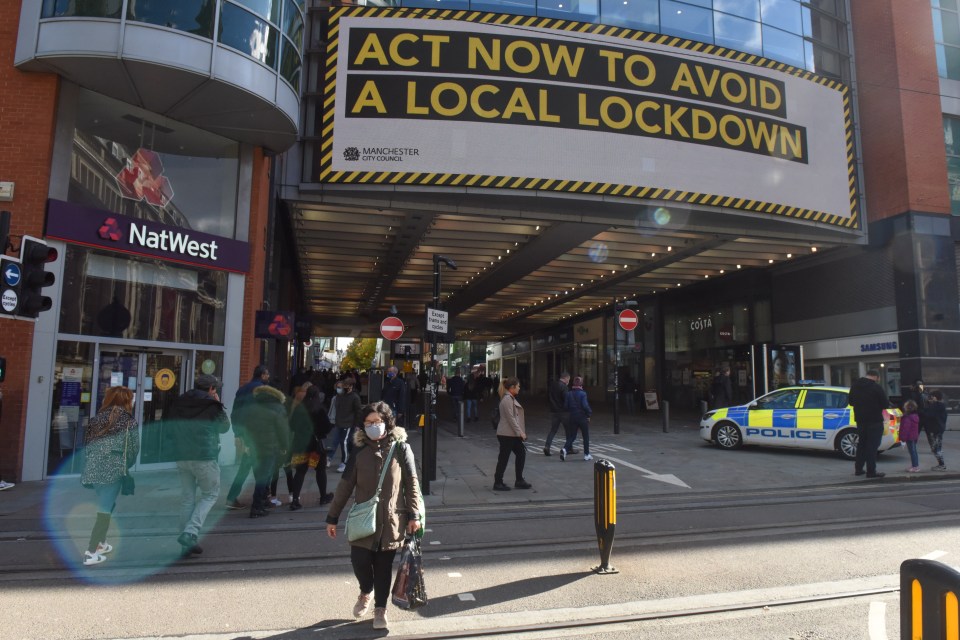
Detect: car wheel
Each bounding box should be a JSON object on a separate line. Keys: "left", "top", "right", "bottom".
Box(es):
{"left": 714, "top": 422, "right": 743, "bottom": 450}
{"left": 837, "top": 428, "right": 858, "bottom": 460}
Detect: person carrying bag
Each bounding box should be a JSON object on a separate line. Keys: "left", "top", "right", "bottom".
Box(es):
{"left": 325, "top": 401, "right": 422, "bottom": 631}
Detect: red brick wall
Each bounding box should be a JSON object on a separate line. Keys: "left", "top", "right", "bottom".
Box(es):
{"left": 0, "top": 4, "right": 60, "bottom": 481}
{"left": 239, "top": 149, "right": 270, "bottom": 381}
{"left": 851, "top": 0, "right": 950, "bottom": 220}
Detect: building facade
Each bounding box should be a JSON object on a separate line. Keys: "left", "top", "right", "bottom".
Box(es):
{"left": 1, "top": 0, "right": 304, "bottom": 481}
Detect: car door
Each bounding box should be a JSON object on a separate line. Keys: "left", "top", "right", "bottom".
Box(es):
{"left": 795, "top": 389, "right": 843, "bottom": 450}
{"left": 746, "top": 388, "right": 802, "bottom": 446}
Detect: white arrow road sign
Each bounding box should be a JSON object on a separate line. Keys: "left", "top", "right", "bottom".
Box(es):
{"left": 600, "top": 455, "right": 691, "bottom": 488}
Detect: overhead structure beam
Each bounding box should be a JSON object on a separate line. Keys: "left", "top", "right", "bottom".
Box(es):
{"left": 444, "top": 222, "right": 610, "bottom": 317}
{"left": 359, "top": 210, "right": 437, "bottom": 317}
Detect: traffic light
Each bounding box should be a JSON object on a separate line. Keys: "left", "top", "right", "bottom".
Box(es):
{"left": 19, "top": 236, "right": 57, "bottom": 318}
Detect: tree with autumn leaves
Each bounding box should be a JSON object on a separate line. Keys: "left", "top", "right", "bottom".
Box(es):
{"left": 340, "top": 338, "right": 378, "bottom": 371}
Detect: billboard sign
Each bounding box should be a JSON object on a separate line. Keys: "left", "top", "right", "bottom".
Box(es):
{"left": 322, "top": 8, "right": 858, "bottom": 227}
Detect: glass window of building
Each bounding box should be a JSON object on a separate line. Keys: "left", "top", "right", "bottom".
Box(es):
{"left": 42, "top": 0, "right": 123, "bottom": 18}
{"left": 714, "top": 12, "right": 762, "bottom": 54}
{"left": 220, "top": 2, "right": 279, "bottom": 68}
{"left": 126, "top": 0, "right": 216, "bottom": 38}
{"left": 933, "top": 0, "right": 960, "bottom": 79}
{"left": 231, "top": 0, "right": 283, "bottom": 24}
{"left": 48, "top": 341, "right": 95, "bottom": 476}
{"left": 944, "top": 116, "right": 960, "bottom": 214}
{"left": 759, "top": 0, "right": 801, "bottom": 34}
{"left": 761, "top": 24, "right": 804, "bottom": 67}
{"left": 600, "top": 0, "right": 659, "bottom": 31}
{"left": 539, "top": 0, "right": 601, "bottom": 23}
{"left": 471, "top": 0, "right": 538, "bottom": 16}
{"left": 660, "top": 0, "right": 714, "bottom": 42}
{"left": 72, "top": 90, "right": 240, "bottom": 238}
{"left": 58, "top": 247, "right": 228, "bottom": 345}
{"left": 714, "top": 0, "right": 759, "bottom": 21}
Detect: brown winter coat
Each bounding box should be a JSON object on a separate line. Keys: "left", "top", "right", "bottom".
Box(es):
{"left": 326, "top": 426, "right": 422, "bottom": 551}
{"left": 496, "top": 392, "right": 526, "bottom": 438}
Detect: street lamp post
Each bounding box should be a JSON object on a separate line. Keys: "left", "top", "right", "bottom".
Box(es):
{"left": 423, "top": 254, "right": 456, "bottom": 495}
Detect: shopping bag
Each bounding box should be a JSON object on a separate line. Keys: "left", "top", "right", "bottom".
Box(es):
{"left": 391, "top": 535, "right": 427, "bottom": 610}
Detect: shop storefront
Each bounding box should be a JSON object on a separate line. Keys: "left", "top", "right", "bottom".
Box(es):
{"left": 27, "top": 90, "right": 252, "bottom": 478}
{"left": 802, "top": 333, "right": 902, "bottom": 400}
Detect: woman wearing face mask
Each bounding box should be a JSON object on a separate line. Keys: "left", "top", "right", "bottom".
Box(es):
{"left": 328, "top": 380, "right": 362, "bottom": 473}
{"left": 326, "top": 401, "right": 422, "bottom": 631}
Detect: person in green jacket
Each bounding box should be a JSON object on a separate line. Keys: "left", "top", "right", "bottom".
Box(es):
{"left": 244, "top": 384, "right": 289, "bottom": 518}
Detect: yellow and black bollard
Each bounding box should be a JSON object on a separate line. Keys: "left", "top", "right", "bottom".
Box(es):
{"left": 901, "top": 558, "right": 960, "bottom": 639}
{"left": 593, "top": 459, "right": 618, "bottom": 574}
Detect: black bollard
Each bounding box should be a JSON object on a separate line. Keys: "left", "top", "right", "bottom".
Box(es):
{"left": 593, "top": 459, "right": 619, "bottom": 574}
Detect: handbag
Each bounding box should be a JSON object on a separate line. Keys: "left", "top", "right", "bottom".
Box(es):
{"left": 391, "top": 534, "right": 427, "bottom": 610}
{"left": 344, "top": 442, "right": 396, "bottom": 542}
{"left": 120, "top": 425, "right": 135, "bottom": 496}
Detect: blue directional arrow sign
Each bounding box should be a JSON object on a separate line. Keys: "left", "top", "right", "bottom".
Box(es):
{"left": 2, "top": 262, "right": 20, "bottom": 287}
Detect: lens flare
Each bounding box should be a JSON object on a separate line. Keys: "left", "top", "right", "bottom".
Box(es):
{"left": 652, "top": 207, "right": 671, "bottom": 225}
{"left": 588, "top": 241, "right": 609, "bottom": 263}
{"left": 43, "top": 457, "right": 229, "bottom": 585}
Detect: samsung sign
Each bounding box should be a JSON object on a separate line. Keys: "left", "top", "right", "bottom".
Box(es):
{"left": 860, "top": 341, "right": 898, "bottom": 353}
{"left": 45, "top": 199, "right": 249, "bottom": 273}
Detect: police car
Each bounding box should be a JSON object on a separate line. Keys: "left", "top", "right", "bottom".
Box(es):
{"left": 699, "top": 383, "right": 901, "bottom": 459}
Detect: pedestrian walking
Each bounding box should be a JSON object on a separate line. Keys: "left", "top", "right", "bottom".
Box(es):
{"left": 464, "top": 369, "right": 481, "bottom": 421}
{"left": 244, "top": 384, "right": 289, "bottom": 518}
{"left": 561, "top": 376, "right": 593, "bottom": 462}
{"left": 79, "top": 386, "right": 140, "bottom": 566}
{"left": 711, "top": 367, "right": 733, "bottom": 409}
{"left": 544, "top": 373, "right": 570, "bottom": 456}
{"left": 447, "top": 370, "right": 465, "bottom": 423}
{"left": 329, "top": 379, "right": 362, "bottom": 473}
{"left": 900, "top": 399, "right": 921, "bottom": 472}
{"left": 381, "top": 366, "right": 407, "bottom": 425}
{"left": 168, "top": 374, "right": 230, "bottom": 556}
{"left": 847, "top": 369, "right": 889, "bottom": 478}
{"left": 493, "top": 377, "right": 531, "bottom": 491}
{"left": 926, "top": 389, "right": 948, "bottom": 471}
{"left": 224, "top": 365, "right": 270, "bottom": 510}
{"left": 325, "top": 402, "right": 422, "bottom": 631}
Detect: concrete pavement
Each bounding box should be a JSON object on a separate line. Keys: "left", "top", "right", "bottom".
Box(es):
{"left": 0, "top": 399, "right": 957, "bottom": 569}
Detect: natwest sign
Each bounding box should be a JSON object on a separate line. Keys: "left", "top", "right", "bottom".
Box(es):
{"left": 46, "top": 199, "right": 249, "bottom": 273}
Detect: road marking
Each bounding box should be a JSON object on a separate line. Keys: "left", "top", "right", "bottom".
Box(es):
{"left": 429, "top": 540, "right": 442, "bottom": 545}
{"left": 868, "top": 601, "right": 888, "bottom": 640}
{"left": 921, "top": 550, "right": 948, "bottom": 561}
{"left": 600, "top": 454, "right": 691, "bottom": 488}
{"left": 458, "top": 593, "right": 476, "bottom": 601}
{"left": 448, "top": 572, "right": 462, "bottom": 578}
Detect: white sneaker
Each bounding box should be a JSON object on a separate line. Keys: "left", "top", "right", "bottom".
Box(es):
{"left": 95, "top": 542, "right": 113, "bottom": 555}
{"left": 0, "top": 481, "right": 14, "bottom": 491}
{"left": 269, "top": 497, "right": 282, "bottom": 506}
{"left": 83, "top": 551, "right": 106, "bottom": 566}
{"left": 584, "top": 454, "right": 593, "bottom": 461}
{"left": 337, "top": 463, "right": 346, "bottom": 473}
{"left": 288, "top": 494, "right": 294, "bottom": 504}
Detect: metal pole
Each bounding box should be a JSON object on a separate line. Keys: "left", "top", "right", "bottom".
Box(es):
{"left": 662, "top": 399, "right": 669, "bottom": 433}
{"left": 458, "top": 400, "right": 465, "bottom": 437}
{"left": 613, "top": 306, "right": 620, "bottom": 435}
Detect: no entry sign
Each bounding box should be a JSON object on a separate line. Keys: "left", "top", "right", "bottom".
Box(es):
{"left": 618, "top": 309, "right": 639, "bottom": 332}
{"left": 380, "top": 316, "right": 404, "bottom": 340}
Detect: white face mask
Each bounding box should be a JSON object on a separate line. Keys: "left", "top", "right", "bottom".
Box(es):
{"left": 336, "top": 388, "right": 344, "bottom": 395}
{"left": 364, "top": 422, "right": 387, "bottom": 440}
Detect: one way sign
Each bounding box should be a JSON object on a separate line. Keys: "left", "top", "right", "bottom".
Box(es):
{"left": 3, "top": 260, "right": 21, "bottom": 287}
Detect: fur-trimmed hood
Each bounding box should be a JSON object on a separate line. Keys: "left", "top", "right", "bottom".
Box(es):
{"left": 252, "top": 384, "right": 286, "bottom": 404}
{"left": 353, "top": 425, "right": 408, "bottom": 448}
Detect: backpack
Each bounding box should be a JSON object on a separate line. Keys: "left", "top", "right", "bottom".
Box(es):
{"left": 490, "top": 404, "right": 500, "bottom": 430}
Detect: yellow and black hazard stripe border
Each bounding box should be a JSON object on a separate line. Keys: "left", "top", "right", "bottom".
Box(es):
{"left": 320, "top": 6, "right": 860, "bottom": 230}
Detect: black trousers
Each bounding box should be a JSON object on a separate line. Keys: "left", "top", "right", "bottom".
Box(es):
{"left": 854, "top": 422, "right": 883, "bottom": 474}
{"left": 351, "top": 545, "right": 398, "bottom": 608}
{"left": 495, "top": 435, "right": 526, "bottom": 484}
{"left": 226, "top": 451, "right": 252, "bottom": 502}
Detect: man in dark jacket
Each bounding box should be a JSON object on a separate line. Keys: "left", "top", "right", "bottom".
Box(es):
{"left": 447, "top": 371, "right": 465, "bottom": 423}
{"left": 381, "top": 366, "right": 407, "bottom": 424}
{"left": 544, "top": 373, "right": 570, "bottom": 456}
{"left": 848, "top": 369, "right": 890, "bottom": 478}
{"left": 244, "top": 385, "right": 289, "bottom": 517}
{"left": 224, "top": 365, "right": 269, "bottom": 509}
{"left": 168, "top": 374, "right": 230, "bottom": 555}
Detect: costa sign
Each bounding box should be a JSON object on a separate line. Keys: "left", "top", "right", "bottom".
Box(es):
{"left": 45, "top": 199, "right": 250, "bottom": 274}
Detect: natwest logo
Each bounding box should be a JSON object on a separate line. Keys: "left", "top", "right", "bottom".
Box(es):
{"left": 98, "top": 217, "right": 122, "bottom": 241}
{"left": 129, "top": 222, "right": 218, "bottom": 260}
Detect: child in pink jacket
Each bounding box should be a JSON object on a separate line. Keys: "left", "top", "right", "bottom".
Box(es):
{"left": 900, "top": 399, "right": 920, "bottom": 472}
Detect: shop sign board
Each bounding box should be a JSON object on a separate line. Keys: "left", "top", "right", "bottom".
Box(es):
{"left": 45, "top": 199, "right": 250, "bottom": 273}
{"left": 321, "top": 8, "right": 858, "bottom": 227}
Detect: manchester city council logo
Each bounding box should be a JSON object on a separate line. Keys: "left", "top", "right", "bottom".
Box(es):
{"left": 343, "top": 147, "right": 360, "bottom": 161}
